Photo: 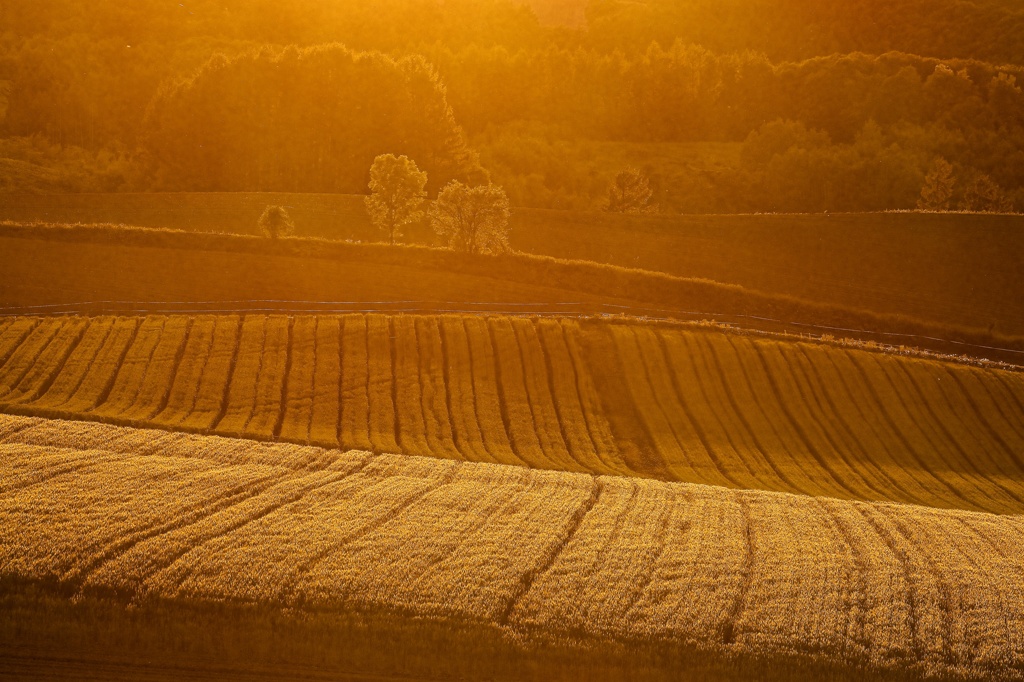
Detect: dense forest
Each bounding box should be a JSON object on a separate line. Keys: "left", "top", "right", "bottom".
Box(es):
{"left": 1, "top": 0, "right": 1022, "bottom": 212}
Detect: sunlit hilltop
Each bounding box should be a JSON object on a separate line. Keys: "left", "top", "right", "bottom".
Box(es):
{"left": 1, "top": 1, "right": 1023, "bottom": 680}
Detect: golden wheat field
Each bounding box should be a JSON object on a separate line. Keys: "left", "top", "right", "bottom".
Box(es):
{"left": 0, "top": 314, "right": 1022, "bottom": 515}
{"left": 1, "top": 413, "right": 1023, "bottom": 681}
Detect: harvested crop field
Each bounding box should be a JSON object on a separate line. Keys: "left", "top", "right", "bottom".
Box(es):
{"left": 2, "top": 414, "right": 1023, "bottom": 682}
{"left": 0, "top": 314, "right": 1023, "bottom": 514}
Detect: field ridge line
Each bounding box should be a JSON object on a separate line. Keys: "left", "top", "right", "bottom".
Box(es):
{"left": 151, "top": 317, "right": 195, "bottom": 421}
{"left": 879, "top": 507, "right": 958, "bottom": 664}
{"left": 939, "top": 366, "right": 1024, "bottom": 474}
{"left": 283, "top": 461, "right": 458, "bottom": 606}
{"left": 240, "top": 316, "right": 268, "bottom": 434}
{"left": 813, "top": 499, "right": 870, "bottom": 653}
{"left": 743, "top": 337, "right": 863, "bottom": 499}
{"left": 211, "top": 315, "right": 245, "bottom": 432}
{"left": 484, "top": 318, "right": 520, "bottom": 463}
{"left": 17, "top": 318, "right": 88, "bottom": 403}
{"left": 662, "top": 330, "right": 765, "bottom": 488}
{"left": 0, "top": 318, "right": 40, "bottom": 370}
{"left": 854, "top": 505, "right": 923, "bottom": 660}
{"left": 823, "top": 348, "right": 969, "bottom": 510}
{"left": 387, "top": 316, "right": 402, "bottom": 452}
{"left": 499, "top": 476, "right": 603, "bottom": 625}
{"left": 974, "top": 368, "right": 1024, "bottom": 444}
{"left": 335, "top": 316, "right": 345, "bottom": 450}
{"left": 271, "top": 315, "right": 296, "bottom": 440}
{"left": 436, "top": 317, "right": 463, "bottom": 458}
{"left": 536, "top": 319, "right": 584, "bottom": 470}
{"left": 558, "top": 321, "right": 616, "bottom": 472}
{"left": 116, "top": 317, "right": 168, "bottom": 417}
{"left": 792, "top": 343, "right": 930, "bottom": 507}
{"left": 647, "top": 327, "right": 739, "bottom": 488}
{"left": 763, "top": 342, "right": 890, "bottom": 501}
{"left": 71, "top": 469, "right": 288, "bottom": 593}
{"left": 0, "top": 451, "right": 127, "bottom": 497}
{"left": 90, "top": 319, "right": 143, "bottom": 413}
{"left": 144, "top": 457, "right": 377, "bottom": 597}
{"left": 180, "top": 316, "right": 218, "bottom": 423}
{"left": 856, "top": 352, "right": 999, "bottom": 507}
{"left": 305, "top": 316, "right": 318, "bottom": 444}
{"left": 720, "top": 494, "right": 753, "bottom": 645}
{"left": 51, "top": 318, "right": 116, "bottom": 409}
{"left": 620, "top": 487, "right": 683, "bottom": 620}
{"left": 0, "top": 320, "right": 66, "bottom": 400}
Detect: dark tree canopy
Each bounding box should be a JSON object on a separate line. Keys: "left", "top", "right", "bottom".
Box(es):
{"left": 257, "top": 205, "right": 295, "bottom": 238}
{"left": 144, "top": 44, "right": 483, "bottom": 193}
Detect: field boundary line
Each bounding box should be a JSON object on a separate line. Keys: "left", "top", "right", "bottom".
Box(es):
{"left": 435, "top": 319, "right": 463, "bottom": 459}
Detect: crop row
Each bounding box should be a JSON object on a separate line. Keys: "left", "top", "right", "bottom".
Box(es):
{"left": 1, "top": 414, "right": 1022, "bottom": 681}
{"left": 0, "top": 314, "right": 1022, "bottom": 513}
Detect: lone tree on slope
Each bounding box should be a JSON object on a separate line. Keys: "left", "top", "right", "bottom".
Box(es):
{"left": 365, "top": 154, "right": 428, "bottom": 245}
{"left": 430, "top": 181, "right": 511, "bottom": 254}
{"left": 258, "top": 205, "right": 295, "bottom": 239}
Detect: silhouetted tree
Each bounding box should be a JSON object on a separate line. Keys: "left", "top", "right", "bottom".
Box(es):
{"left": 430, "top": 182, "right": 510, "bottom": 254}
{"left": 917, "top": 158, "right": 955, "bottom": 211}
{"left": 365, "top": 154, "right": 428, "bottom": 245}
{"left": 607, "top": 167, "right": 653, "bottom": 213}
{"left": 258, "top": 205, "right": 294, "bottom": 238}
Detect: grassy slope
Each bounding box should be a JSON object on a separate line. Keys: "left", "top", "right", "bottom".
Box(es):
{"left": 1, "top": 193, "right": 1021, "bottom": 337}
{"left": 513, "top": 208, "right": 1024, "bottom": 337}
{"left": 2, "top": 414, "right": 1023, "bottom": 682}
{"left": 1, "top": 313, "right": 1022, "bottom": 514}
{"left": 1, "top": 222, "right": 1022, "bottom": 362}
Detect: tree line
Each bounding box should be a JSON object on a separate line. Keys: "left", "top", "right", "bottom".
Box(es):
{"left": 263, "top": 153, "right": 511, "bottom": 253}
{"left": 143, "top": 44, "right": 483, "bottom": 194}
{"left": 1, "top": 0, "right": 1022, "bottom": 212}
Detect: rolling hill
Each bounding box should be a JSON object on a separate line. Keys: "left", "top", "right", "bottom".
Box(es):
{"left": 2, "top": 193, "right": 1022, "bottom": 338}
{"left": 2, "top": 414, "right": 1023, "bottom": 681}
{"left": 1, "top": 313, "right": 1022, "bottom": 514}
{"left": 2, "top": 222, "right": 1022, "bottom": 362}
